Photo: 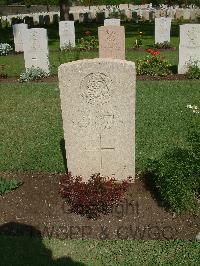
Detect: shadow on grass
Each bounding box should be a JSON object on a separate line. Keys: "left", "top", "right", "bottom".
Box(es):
{"left": 142, "top": 172, "right": 165, "bottom": 209}
{"left": 60, "top": 138, "right": 68, "bottom": 172}
{"left": 171, "top": 64, "right": 178, "bottom": 74}
{"left": 0, "top": 222, "right": 86, "bottom": 266}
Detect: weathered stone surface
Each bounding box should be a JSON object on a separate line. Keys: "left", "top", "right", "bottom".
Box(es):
{"left": 176, "top": 9, "right": 184, "bottom": 20}
{"left": 178, "top": 24, "right": 200, "bottom": 74}
{"left": 160, "top": 9, "right": 167, "bottom": 17}
{"left": 126, "top": 9, "right": 132, "bottom": 21}
{"left": 72, "top": 12, "right": 79, "bottom": 21}
{"left": 155, "top": 17, "right": 172, "bottom": 44}
{"left": 12, "top": 23, "right": 28, "bottom": 52}
{"left": 155, "top": 10, "right": 161, "bottom": 18}
{"left": 79, "top": 13, "right": 84, "bottom": 23}
{"left": 167, "top": 9, "right": 175, "bottom": 19}
{"left": 190, "top": 10, "right": 196, "bottom": 21}
{"left": 23, "top": 28, "right": 50, "bottom": 74}
{"left": 142, "top": 10, "right": 149, "bottom": 21}
{"left": 98, "top": 26, "right": 125, "bottom": 60}
{"left": 59, "top": 21, "right": 75, "bottom": 50}
{"left": 104, "top": 18, "right": 120, "bottom": 26}
{"left": 58, "top": 58, "right": 136, "bottom": 181}
{"left": 183, "top": 9, "right": 191, "bottom": 20}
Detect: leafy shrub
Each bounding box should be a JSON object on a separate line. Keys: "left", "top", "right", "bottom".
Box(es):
{"left": 186, "top": 62, "right": 200, "bottom": 79}
{"left": 0, "top": 177, "right": 22, "bottom": 196}
{"left": 120, "top": 10, "right": 128, "bottom": 21}
{"left": 109, "top": 7, "right": 120, "bottom": 18}
{"left": 19, "top": 67, "right": 49, "bottom": 82}
{"left": 136, "top": 49, "right": 172, "bottom": 76}
{"left": 0, "top": 64, "right": 7, "bottom": 78}
{"left": 1, "top": 20, "right": 10, "bottom": 28}
{"left": 134, "top": 31, "right": 144, "bottom": 48}
{"left": 154, "top": 41, "right": 174, "bottom": 50}
{"left": 148, "top": 106, "right": 200, "bottom": 214}
{"left": 59, "top": 173, "right": 133, "bottom": 219}
{"left": 77, "top": 36, "right": 98, "bottom": 51}
{"left": 0, "top": 43, "right": 12, "bottom": 56}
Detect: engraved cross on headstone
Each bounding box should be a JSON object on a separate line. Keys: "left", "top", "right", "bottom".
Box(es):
{"left": 100, "top": 131, "right": 115, "bottom": 170}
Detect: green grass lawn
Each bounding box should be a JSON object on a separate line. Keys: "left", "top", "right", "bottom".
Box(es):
{"left": 1, "top": 80, "right": 199, "bottom": 172}
{"left": 0, "top": 21, "right": 180, "bottom": 77}
{"left": 0, "top": 236, "right": 199, "bottom": 265}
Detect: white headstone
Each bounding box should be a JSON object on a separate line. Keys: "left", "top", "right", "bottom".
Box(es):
{"left": 125, "top": 9, "right": 132, "bottom": 21}
{"left": 72, "top": 12, "right": 79, "bottom": 21}
{"left": 178, "top": 24, "right": 200, "bottom": 74}
{"left": 183, "top": 9, "right": 191, "bottom": 20}
{"left": 23, "top": 28, "right": 50, "bottom": 74}
{"left": 12, "top": 23, "right": 28, "bottom": 52}
{"left": 58, "top": 58, "right": 136, "bottom": 181}
{"left": 167, "top": 9, "right": 175, "bottom": 19}
{"left": 79, "top": 13, "right": 84, "bottom": 23}
{"left": 176, "top": 9, "right": 184, "bottom": 20}
{"left": 155, "top": 10, "right": 161, "bottom": 18}
{"left": 104, "top": 18, "right": 120, "bottom": 26}
{"left": 190, "top": 10, "right": 196, "bottom": 21}
{"left": 59, "top": 21, "right": 75, "bottom": 50}
{"left": 33, "top": 14, "right": 39, "bottom": 25}
{"left": 160, "top": 9, "right": 167, "bottom": 17}
{"left": 104, "top": 10, "right": 110, "bottom": 19}
{"left": 142, "top": 10, "right": 150, "bottom": 21}
{"left": 98, "top": 26, "right": 125, "bottom": 60}
{"left": 155, "top": 17, "right": 172, "bottom": 44}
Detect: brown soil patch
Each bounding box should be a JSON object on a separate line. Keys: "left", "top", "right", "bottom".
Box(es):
{"left": 137, "top": 74, "right": 187, "bottom": 81}
{"left": 0, "top": 74, "right": 192, "bottom": 84}
{"left": 0, "top": 172, "right": 199, "bottom": 240}
{"left": 128, "top": 47, "right": 176, "bottom": 52}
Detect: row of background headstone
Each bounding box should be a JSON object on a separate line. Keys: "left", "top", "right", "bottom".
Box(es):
{"left": 13, "top": 20, "right": 200, "bottom": 76}
{"left": 12, "top": 17, "right": 172, "bottom": 53}
{"left": 1, "top": 5, "right": 200, "bottom": 27}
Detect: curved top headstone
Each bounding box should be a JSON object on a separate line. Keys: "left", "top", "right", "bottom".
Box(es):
{"left": 58, "top": 58, "right": 136, "bottom": 181}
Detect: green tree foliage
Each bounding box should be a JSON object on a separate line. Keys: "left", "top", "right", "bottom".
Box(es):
{"left": 0, "top": 0, "right": 8, "bottom": 4}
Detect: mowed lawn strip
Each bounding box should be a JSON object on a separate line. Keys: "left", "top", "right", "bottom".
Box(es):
{"left": 0, "top": 237, "right": 199, "bottom": 265}
{"left": 0, "top": 82, "right": 65, "bottom": 172}
{"left": 1, "top": 80, "right": 199, "bottom": 172}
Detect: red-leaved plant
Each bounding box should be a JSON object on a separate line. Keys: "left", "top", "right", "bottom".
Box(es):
{"left": 59, "top": 173, "right": 133, "bottom": 219}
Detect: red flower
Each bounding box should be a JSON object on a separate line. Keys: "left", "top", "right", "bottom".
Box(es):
{"left": 152, "top": 51, "right": 159, "bottom": 56}
{"left": 146, "top": 48, "right": 153, "bottom": 53}
{"left": 146, "top": 49, "right": 159, "bottom": 56}
{"left": 84, "top": 31, "right": 91, "bottom": 36}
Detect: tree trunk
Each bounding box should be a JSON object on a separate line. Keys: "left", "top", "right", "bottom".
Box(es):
{"left": 59, "top": 0, "right": 70, "bottom": 21}
{"left": 46, "top": 3, "right": 50, "bottom": 12}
